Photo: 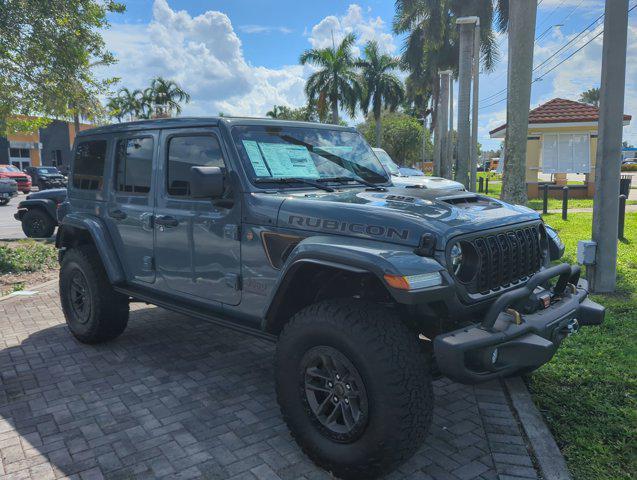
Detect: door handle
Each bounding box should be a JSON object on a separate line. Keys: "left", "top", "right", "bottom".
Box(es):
{"left": 155, "top": 215, "right": 179, "bottom": 228}
{"left": 108, "top": 209, "right": 127, "bottom": 220}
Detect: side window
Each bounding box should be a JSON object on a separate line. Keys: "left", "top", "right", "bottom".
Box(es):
{"left": 73, "top": 140, "right": 107, "bottom": 190}
{"left": 167, "top": 135, "right": 225, "bottom": 197}
{"left": 115, "top": 137, "right": 154, "bottom": 194}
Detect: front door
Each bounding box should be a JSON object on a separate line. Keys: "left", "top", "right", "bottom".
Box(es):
{"left": 105, "top": 132, "right": 157, "bottom": 283}
{"left": 154, "top": 128, "right": 241, "bottom": 305}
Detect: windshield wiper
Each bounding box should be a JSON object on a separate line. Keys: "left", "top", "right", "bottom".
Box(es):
{"left": 254, "top": 177, "right": 335, "bottom": 192}
{"left": 317, "top": 176, "right": 387, "bottom": 191}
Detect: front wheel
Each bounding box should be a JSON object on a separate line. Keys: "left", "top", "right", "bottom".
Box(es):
{"left": 21, "top": 209, "right": 55, "bottom": 238}
{"left": 276, "top": 300, "right": 433, "bottom": 479}
{"left": 0, "top": 198, "right": 9, "bottom": 206}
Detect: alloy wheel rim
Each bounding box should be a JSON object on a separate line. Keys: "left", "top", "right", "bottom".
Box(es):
{"left": 69, "top": 270, "right": 91, "bottom": 324}
{"left": 301, "top": 345, "right": 368, "bottom": 442}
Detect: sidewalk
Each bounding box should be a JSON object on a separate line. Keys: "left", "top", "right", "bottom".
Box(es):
{"left": 0, "top": 282, "right": 550, "bottom": 480}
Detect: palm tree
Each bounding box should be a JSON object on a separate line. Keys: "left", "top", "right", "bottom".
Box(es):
{"left": 300, "top": 33, "right": 360, "bottom": 124}
{"left": 106, "top": 97, "right": 126, "bottom": 122}
{"left": 116, "top": 88, "right": 142, "bottom": 121}
{"left": 394, "top": 0, "right": 509, "bottom": 126}
{"left": 356, "top": 41, "right": 405, "bottom": 147}
{"left": 579, "top": 87, "right": 600, "bottom": 107}
{"left": 266, "top": 105, "right": 284, "bottom": 119}
{"left": 149, "top": 77, "right": 190, "bottom": 117}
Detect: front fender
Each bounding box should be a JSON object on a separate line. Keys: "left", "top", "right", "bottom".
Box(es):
{"left": 57, "top": 213, "right": 126, "bottom": 284}
{"left": 264, "top": 235, "right": 452, "bottom": 328}
{"left": 16, "top": 199, "right": 58, "bottom": 221}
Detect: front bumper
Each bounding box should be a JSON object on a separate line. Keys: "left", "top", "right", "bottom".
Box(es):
{"left": 40, "top": 178, "right": 66, "bottom": 188}
{"left": 434, "top": 263, "right": 605, "bottom": 384}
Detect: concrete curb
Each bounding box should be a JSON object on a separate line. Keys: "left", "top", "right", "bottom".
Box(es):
{"left": 0, "top": 278, "right": 58, "bottom": 303}
{"left": 504, "top": 377, "right": 572, "bottom": 480}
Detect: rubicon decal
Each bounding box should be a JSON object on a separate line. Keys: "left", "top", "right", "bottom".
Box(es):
{"left": 287, "top": 215, "right": 409, "bottom": 240}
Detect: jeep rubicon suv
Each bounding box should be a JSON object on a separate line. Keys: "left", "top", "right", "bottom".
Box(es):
{"left": 56, "top": 118, "right": 604, "bottom": 479}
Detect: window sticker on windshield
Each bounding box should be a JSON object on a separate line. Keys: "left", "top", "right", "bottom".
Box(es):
{"left": 242, "top": 140, "right": 271, "bottom": 177}
{"left": 258, "top": 143, "right": 319, "bottom": 178}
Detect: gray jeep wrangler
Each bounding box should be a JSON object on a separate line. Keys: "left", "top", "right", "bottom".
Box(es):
{"left": 56, "top": 117, "right": 604, "bottom": 479}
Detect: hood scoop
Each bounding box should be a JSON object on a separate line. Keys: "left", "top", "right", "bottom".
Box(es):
{"left": 438, "top": 193, "right": 501, "bottom": 209}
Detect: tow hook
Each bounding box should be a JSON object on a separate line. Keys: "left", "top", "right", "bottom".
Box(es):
{"left": 561, "top": 319, "right": 580, "bottom": 337}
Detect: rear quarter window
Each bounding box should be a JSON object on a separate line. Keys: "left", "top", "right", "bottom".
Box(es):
{"left": 73, "top": 140, "right": 107, "bottom": 191}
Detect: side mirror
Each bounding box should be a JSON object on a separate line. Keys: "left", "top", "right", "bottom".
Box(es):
{"left": 190, "top": 166, "right": 224, "bottom": 198}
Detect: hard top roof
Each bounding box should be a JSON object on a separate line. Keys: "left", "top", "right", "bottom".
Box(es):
{"left": 76, "top": 116, "right": 357, "bottom": 137}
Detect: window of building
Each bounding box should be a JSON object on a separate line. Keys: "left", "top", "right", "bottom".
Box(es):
{"left": 167, "top": 135, "right": 225, "bottom": 197}
{"left": 541, "top": 133, "right": 590, "bottom": 174}
{"left": 73, "top": 140, "right": 107, "bottom": 190}
{"left": 115, "top": 137, "right": 154, "bottom": 194}
{"left": 9, "top": 148, "right": 30, "bottom": 158}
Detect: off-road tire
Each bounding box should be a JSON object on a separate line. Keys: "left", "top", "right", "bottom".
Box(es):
{"left": 21, "top": 209, "right": 55, "bottom": 238}
{"left": 60, "top": 245, "right": 129, "bottom": 343}
{"left": 276, "top": 299, "right": 433, "bottom": 479}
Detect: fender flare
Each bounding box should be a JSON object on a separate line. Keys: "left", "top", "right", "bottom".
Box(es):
{"left": 262, "top": 235, "right": 450, "bottom": 331}
{"left": 15, "top": 199, "right": 58, "bottom": 222}
{"left": 56, "top": 213, "right": 126, "bottom": 284}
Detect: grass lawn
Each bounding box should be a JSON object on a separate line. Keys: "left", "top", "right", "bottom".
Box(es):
{"left": 528, "top": 212, "right": 637, "bottom": 480}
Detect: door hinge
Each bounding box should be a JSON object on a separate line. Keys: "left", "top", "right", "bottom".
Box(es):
{"left": 223, "top": 224, "right": 240, "bottom": 241}
{"left": 224, "top": 273, "right": 242, "bottom": 291}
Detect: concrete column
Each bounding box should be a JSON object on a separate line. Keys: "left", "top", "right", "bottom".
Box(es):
{"left": 456, "top": 17, "right": 479, "bottom": 190}
{"left": 445, "top": 75, "right": 454, "bottom": 179}
{"left": 590, "top": 0, "right": 629, "bottom": 293}
{"left": 502, "top": 0, "right": 537, "bottom": 205}
{"left": 435, "top": 71, "right": 451, "bottom": 177}
{"left": 470, "top": 22, "right": 481, "bottom": 192}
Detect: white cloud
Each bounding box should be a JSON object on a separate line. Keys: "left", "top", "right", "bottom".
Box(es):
{"left": 100, "top": 0, "right": 307, "bottom": 117}
{"left": 307, "top": 4, "right": 396, "bottom": 56}
{"left": 238, "top": 25, "right": 293, "bottom": 34}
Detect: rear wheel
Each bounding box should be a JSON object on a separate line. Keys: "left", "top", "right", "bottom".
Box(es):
{"left": 60, "top": 246, "right": 129, "bottom": 343}
{"left": 276, "top": 300, "right": 433, "bottom": 479}
{"left": 21, "top": 209, "right": 55, "bottom": 238}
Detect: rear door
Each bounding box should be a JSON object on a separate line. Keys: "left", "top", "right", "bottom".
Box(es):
{"left": 105, "top": 131, "right": 158, "bottom": 284}
{"left": 153, "top": 127, "right": 242, "bottom": 305}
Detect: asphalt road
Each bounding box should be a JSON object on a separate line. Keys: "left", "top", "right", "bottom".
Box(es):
{"left": 0, "top": 192, "right": 29, "bottom": 240}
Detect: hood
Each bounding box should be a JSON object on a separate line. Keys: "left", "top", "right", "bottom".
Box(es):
{"left": 390, "top": 175, "right": 464, "bottom": 191}
{"left": 25, "top": 188, "right": 67, "bottom": 202}
{"left": 276, "top": 186, "right": 540, "bottom": 247}
{"left": 0, "top": 171, "right": 28, "bottom": 178}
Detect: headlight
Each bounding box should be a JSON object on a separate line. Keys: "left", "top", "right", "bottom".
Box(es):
{"left": 450, "top": 244, "right": 463, "bottom": 275}
{"left": 384, "top": 272, "right": 443, "bottom": 290}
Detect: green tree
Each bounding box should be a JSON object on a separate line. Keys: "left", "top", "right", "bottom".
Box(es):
{"left": 358, "top": 112, "right": 431, "bottom": 166}
{"left": 356, "top": 41, "right": 405, "bottom": 148}
{"left": 0, "top": 0, "right": 125, "bottom": 134}
{"left": 148, "top": 77, "right": 191, "bottom": 117}
{"left": 300, "top": 33, "right": 360, "bottom": 124}
{"left": 393, "top": 0, "right": 508, "bottom": 127}
{"left": 579, "top": 87, "right": 600, "bottom": 107}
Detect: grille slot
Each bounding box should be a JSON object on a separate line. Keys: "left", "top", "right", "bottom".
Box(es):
{"left": 464, "top": 224, "right": 543, "bottom": 294}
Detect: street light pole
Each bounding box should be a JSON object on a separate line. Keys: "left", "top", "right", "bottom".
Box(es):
{"left": 589, "top": 0, "right": 629, "bottom": 293}
{"left": 470, "top": 21, "right": 481, "bottom": 193}
{"left": 446, "top": 74, "right": 454, "bottom": 180}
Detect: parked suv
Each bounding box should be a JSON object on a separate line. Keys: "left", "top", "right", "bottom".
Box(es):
{"left": 25, "top": 166, "right": 67, "bottom": 190}
{"left": 0, "top": 164, "right": 31, "bottom": 193}
{"left": 56, "top": 118, "right": 604, "bottom": 479}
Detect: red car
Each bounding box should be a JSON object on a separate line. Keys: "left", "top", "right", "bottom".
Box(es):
{"left": 0, "top": 165, "right": 31, "bottom": 193}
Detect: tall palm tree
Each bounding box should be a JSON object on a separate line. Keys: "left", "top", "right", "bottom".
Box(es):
{"left": 149, "top": 77, "right": 190, "bottom": 117}
{"left": 356, "top": 41, "right": 405, "bottom": 147}
{"left": 300, "top": 33, "right": 360, "bottom": 124}
{"left": 106, "top": 97, "right": 126, "bottom": 123}
{"left": 394, "top": 0, "right": 508, "bottom": 126}
{"left": 116, "top": 88, "right": 142, "bottom": 121}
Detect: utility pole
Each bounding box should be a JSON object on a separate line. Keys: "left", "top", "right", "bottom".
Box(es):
{"left": 435, "top": 71, "right": 450, "bottom": 177}
{"left": 456, "top": 17, "right": 479, "bottom": 190}
{"left": 470, "top": 21, "right": 481, "bottom": 193}
{"left": 589, "top": 0, "right": 629, "bottom": 293}
{"left": 446, "top": 75, "right": 454, "bottom": 180}
{"left": 501, "top": 1, "right": 537, "bottom": 205}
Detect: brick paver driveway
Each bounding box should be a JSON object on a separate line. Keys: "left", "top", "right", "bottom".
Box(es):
{"left": 0, "top": 282, "right": 539, "bottom": 480}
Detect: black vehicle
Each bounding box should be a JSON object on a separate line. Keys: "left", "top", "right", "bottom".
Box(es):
{"left": 0, "top": 178, "right": 18, "bottom": 206}
{"left": 25, "top": 166, "right": 67, "bottom": 190}
{"left": 56, "top": 117, "right": 604, "bottom": 479}
{"left": 14, "top": 188, "right": 66, "bottom": 237}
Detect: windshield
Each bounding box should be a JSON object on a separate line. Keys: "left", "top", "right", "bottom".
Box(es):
{"left": 37, "top": 167, "right": 59, "bottom": 174}
{"left": 232, "top": 126, "right": 389, "bottom": 185}
{"left": 372, "top": 149, "right": 400, "bottom": 176}
{"left": 0, "top": 166, "right": 20, "bottom": 173}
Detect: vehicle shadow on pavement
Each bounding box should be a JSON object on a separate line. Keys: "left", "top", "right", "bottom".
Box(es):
{"left": 0, "top": 301, "right": 507, "bottom": 480}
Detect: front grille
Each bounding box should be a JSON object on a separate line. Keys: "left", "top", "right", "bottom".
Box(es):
{"left": 14, "top": 176, "right": 28, "bottom": 183}
{"left": 466, "top": 224, "right": 543, "bottom": 294}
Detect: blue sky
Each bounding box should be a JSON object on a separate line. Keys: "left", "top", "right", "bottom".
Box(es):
{"left": 102, "top": 0, "right": 637, "bottom": 150}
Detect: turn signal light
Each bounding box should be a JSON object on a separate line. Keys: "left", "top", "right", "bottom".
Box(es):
{"left": 384, "top": 272, "right": 443, "bottom": 290}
